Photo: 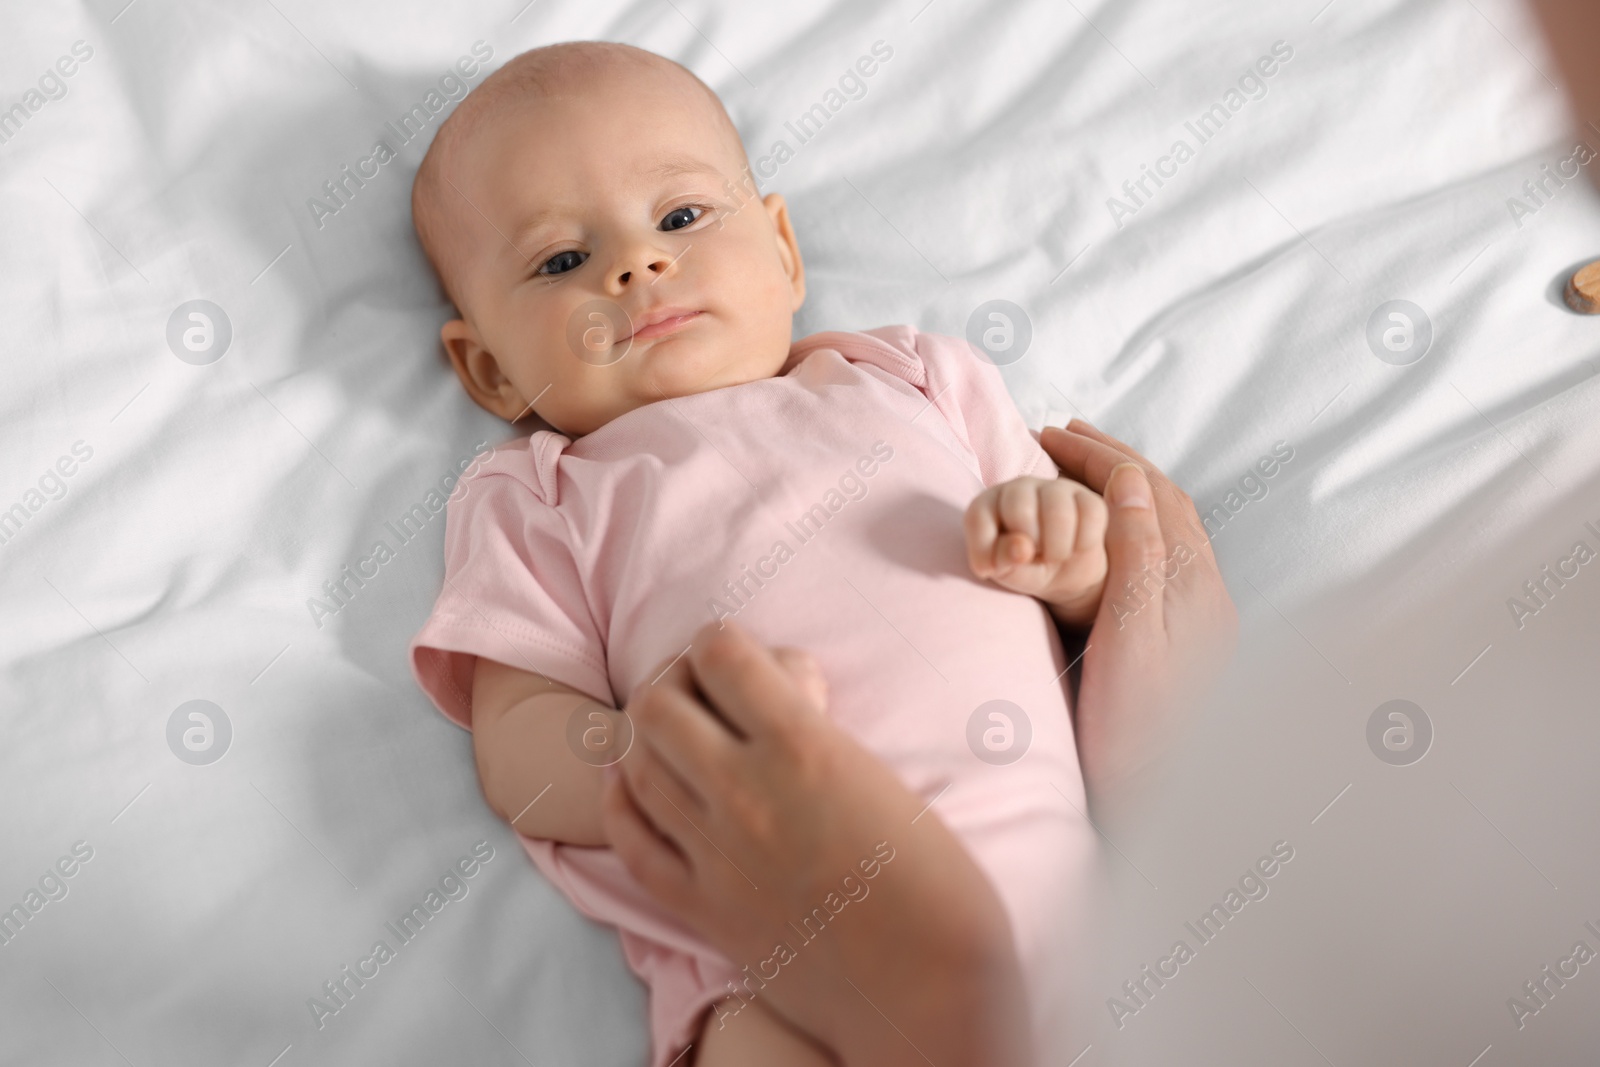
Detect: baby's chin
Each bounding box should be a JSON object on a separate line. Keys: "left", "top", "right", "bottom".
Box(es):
{"left": 630, "top": 335, "right": 787, "bottom": 403}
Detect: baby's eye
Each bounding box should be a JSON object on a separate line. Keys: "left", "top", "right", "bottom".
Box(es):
{"left": 538, "top": 250, "right": 586, "bottom": 276}
{"left": 660, "top": 206, "right": 704, "bottom": 232}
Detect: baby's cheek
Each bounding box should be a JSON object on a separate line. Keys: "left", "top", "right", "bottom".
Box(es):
{"left": 756, "top": 254, "right": 799, "bottom": 314}
{"left": 731, "top": 225, "right": 795, "bottom": 297}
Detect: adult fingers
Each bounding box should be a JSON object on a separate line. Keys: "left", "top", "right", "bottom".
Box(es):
{"left": 1039, "top": 424, "right": 1135, "bottom": 497}
{"left": 1041, "top": 424, "right": 1191, "bottom": 563}
{"left": 625, "top": 650, "right": 740, "bottom": 789}
{"left": 771, "top": 647, "right": 828, "bottom": 715}
{"left": 1062, "top": 418, "right": 1155, "bottom": 468}
{"left": 601, "top": 767, "right": 693, "bottom": 910}
{"left": 1099, "top": 463, "right": 1169, "bottom": 638}
{"left": 1062, "top": 419, "right": 1199, "bottom": 512}
{"left": 619, "top": 730, "right": 707, "bottom": 837}
{"left": 686, "top": 621, "right": 816, "bottom": 745}
{"left": 1042, "top": 422, "right": 1212, "bottom": 562}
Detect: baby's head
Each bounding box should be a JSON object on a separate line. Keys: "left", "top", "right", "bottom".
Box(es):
{"left": 413, "top": 42, "right": 806, "bottom": 436}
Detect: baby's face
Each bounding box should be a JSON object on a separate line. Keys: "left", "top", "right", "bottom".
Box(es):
{"left": 440, "top": 66, "right": 805, "bottom": 436}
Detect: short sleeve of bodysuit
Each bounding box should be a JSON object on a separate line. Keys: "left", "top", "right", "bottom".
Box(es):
{"left": 410, "top": 436, "right": 611, "bottom": 728}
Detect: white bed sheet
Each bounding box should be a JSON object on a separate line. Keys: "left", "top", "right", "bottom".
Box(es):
{"left": 3, "top": 0, "right": 1599, "bottom": 1063}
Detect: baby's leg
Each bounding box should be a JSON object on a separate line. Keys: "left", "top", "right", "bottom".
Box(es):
{"left": 691, "top": 996, "right": 837, "bottom": 1066}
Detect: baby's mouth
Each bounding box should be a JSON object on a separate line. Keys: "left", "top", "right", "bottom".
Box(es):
{"left": 624, "top": 307, "right": 703, "bottom": 342}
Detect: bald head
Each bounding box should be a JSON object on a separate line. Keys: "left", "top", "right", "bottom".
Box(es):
{"left": 412, "top": 41, "right": 749, "bottom": 311}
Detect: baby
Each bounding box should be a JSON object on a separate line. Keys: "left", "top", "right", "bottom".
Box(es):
{"left": 409, "top": 42, "right": 1106, "bottom": 1067}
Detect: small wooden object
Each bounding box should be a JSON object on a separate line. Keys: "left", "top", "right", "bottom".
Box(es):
{"left": 1565, "top": 259, "right": 1600, "bottom": 314}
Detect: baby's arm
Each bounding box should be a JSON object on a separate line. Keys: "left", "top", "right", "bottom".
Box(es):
{"left": 964, "top": 476, "right": 1109, "bottom": 628}
{"left": 471, "top": 657, "right": 615, "bottom": 846}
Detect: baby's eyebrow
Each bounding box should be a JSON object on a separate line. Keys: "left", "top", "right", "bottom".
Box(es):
{"left": 647, "top": 154, "right": 722, "bottom": 181}
{"left": 509, "top": 210, "right": 561, "bottom": 256}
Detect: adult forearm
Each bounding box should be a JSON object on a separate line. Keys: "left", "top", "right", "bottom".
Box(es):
{"left": 1073, "top": 696, "right": 1164, "bottom": 821}
{"left": 832, "top": 920, "right": 1033, "bottom": 1067}
{"left": 785, "top": 832, "right": 1037, "bottom": 1067}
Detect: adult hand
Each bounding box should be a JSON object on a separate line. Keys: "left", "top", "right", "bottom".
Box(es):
{"left": 600, "top": 621, "right": 1033, "bottom": 1067}
{"left": 1039, "top": 419, "right": 1238, "bottom": 818}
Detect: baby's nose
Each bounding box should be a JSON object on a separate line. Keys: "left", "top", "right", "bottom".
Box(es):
{"left": 612, "top": 247, "right": 679, "bottom": 289}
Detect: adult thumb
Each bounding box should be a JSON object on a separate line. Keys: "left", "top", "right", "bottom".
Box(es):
{"left": 1102, "top": 463, "right": 1167, "bottom": 630}
{"left": 772, "top": 647, "right": 829, "bottom": 714}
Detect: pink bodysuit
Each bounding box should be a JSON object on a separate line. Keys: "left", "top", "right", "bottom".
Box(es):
{"left": 411, "top": 326, "right": 1093, "bottom": 1066}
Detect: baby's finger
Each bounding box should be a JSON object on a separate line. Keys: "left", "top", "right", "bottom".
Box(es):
{"left": 997, "top": 479, "right": 1042, "bottom": 546}
{"left": 1074, "top": 486, "right": 1110, "bottom": 556}
{"left": 1036, "top": 480, "right": 1082, "bottom": 563}
{"left": 963, "top": 489, "right": 1002, "bottom": 577}
{"left": 995, "top": 532, "right": 1036, "bottom": 571}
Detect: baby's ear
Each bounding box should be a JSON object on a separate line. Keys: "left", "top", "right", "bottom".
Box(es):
{"left": 762, "top": 192, "right": 806, "bottom": 311}
{"left": 441, "top": 318, "right": 528, "bottom": 422}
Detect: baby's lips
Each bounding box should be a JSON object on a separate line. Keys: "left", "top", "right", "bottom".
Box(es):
{"left": 624, "top": 307, "right": 703, "bottom": 342}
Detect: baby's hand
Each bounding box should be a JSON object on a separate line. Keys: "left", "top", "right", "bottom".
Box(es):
{"left": 964, "top": 476, "right": 1109, "bottom": 628}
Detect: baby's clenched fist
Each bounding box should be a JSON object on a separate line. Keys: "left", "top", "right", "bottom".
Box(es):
{"left": 964, "top": 475, "right": 1109, "bottom": 628}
